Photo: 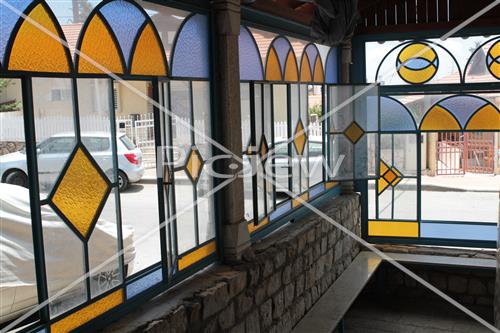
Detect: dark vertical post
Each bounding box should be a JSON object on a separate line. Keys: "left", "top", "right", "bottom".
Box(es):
{"left": 211, "top": 0, "right": 250, "bottom": 261}
{"left": 22, "top": 77, "right": 50, "bottom": 322}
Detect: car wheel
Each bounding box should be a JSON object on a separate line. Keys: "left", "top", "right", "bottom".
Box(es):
{"left": 91, "top": 268, "right": 122, "bottom": 295}
{"left": 4, "top": 170, "right": 28, "bottom": 187}
{"left": 118, "top": 170, "right": 129, "bottom": 191}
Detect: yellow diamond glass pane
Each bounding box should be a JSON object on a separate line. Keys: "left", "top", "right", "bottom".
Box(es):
{"left": 284, "top": 50, "right": 298, "bottom": 82}
{"left": 300, "top": 53, "right": 312, "bottom": 82}
{"left": 383, "top": 169, "right": 397, "bottom": 184}
{"left": 178, "top": 240, "right": 216, "bottom": 270}
{"left": 78, "top": 15, "right": 124, "bottom": 74}
{"left": 266, "top": 47, "right": 282, "bottom": 81}
{"left": 420, "top": 105, "right": 461, "bottom": 131}
{"left": 399, "top": 43, "right": 436, "bottom": 62}
{"left": 51, "top": 289, "right": 123, "bottom": 333}
{"left": 344, "top": 122, "right": 364, "bottom": 144}
{"left": 313, "top": 56, "right": 324, "bottom": 83}
{"left": 131, "top": 23, "right": 167, "bottom": 76}
{"left": 260, "top": 136, "right": 268, "bottom": 159}
{"left": 378, "top": 178, "right": 389, "bottom": 194}
{"left": 8, "top": 4, "right": 70, "bottom": 73}
{"left": 52, "top": 148, "right": 109, "bottom": 239}
{"left": 392, "top": 176, "right": 402, "bottom": 186}
{"left": 186, "top": 148, "right": 203, "bottom": 182}
{"left": 380, "top": 160, "right": 389, "bottom": 175}
{"left": 293, "top": 120, "right": 307, "bottom": 155}
{"left": 466, "top": 105, "right": 500, "bottom": 130}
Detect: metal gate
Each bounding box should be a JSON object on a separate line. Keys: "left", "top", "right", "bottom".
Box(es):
{"left": 437, "top": 132, "right": 495, "bottom": 175}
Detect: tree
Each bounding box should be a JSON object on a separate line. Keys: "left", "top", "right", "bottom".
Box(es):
{"left": 0, "top": 79, "right": 21, "bottom": 112}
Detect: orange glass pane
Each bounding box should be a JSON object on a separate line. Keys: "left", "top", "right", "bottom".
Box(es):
{"left": 8, "top": 4, "right": 70, "bottom": 73}
{"left": 265, "top": 47, "right": 282, "bottom": 81}
{"left": 313, "top": 56, "right": 324, "bottom": 83}
{"left": 51, "top": 289, "right": 123, "bottom": 333}
{"left": 78, "top": 15, "right": 124, "bottom": 74}
{"left": 420, "top": 105, "right": 461, "bottom": 131}
{"left": 130, "top": 23, "right": 167, "bottom": 76}
{"left": 300, "top": 53, "right": 312, "bottom": 82}
{"left": 465, "top": 104, "right": 500, "bottom": 130}
{"left": 284, "top": 50, "right": 298, "bottom": 82}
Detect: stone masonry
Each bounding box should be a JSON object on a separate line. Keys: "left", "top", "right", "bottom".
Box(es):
{"left": 104, "top": 194, "right": 361, "bottom": 333}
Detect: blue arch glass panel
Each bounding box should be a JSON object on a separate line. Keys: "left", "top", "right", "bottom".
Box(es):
{"left": 305, "top": 44, "right": 318, "bottom": 72}
{"left": 437, "top": 95, "right": 489, "bottom": 128}
{"left": 325, "top": 48, "right": 338, "bottom": 84}
{"left": 380, "top": 97, "right": 416, "bottom": 131}
{"left": 171, "top": 14, "right": 209, "bottom": 78}
{"left": 271, "top": 37, "right": 291, "bottom": 74}
{"left": 0, "top": 0, "right": 31, "bottom": 64}
{"left": 99, "top": 0, "right": 146, "bottom": 66}
{"left": 239, "top": 26, "right": 263, "bottom": 81}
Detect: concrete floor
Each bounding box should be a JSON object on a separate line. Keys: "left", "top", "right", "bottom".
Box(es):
{"left": 342, "top": 295, "right": 492, "bottom": 333}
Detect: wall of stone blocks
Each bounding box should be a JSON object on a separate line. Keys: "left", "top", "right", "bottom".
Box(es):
{"left": 104, "top": 194, "right": 361, "bottom": 333}
{"left": 364, "top": 263, "right": 495, "bottom": 321}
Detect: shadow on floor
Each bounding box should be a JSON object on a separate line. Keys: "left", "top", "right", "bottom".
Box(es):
{"left": 342, "top": 294, "right": 493, "bottom": 333}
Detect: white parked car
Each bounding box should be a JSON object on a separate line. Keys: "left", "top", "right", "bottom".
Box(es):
{"left": 0, "top": 132, "right": 144, "bottom": 191}
{"left": 0, "top": 183, "right": 135, "bottom": 324}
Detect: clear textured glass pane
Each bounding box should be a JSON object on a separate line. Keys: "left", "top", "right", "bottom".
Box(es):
{"left": 273, "top": 84, "right": 289, "bottom": 200}
{"left": 240, "top": 83, "right": 251, "bottom": 150}
{"left": 32, "top": 78, "right": 76, "bottom": 200}
{"left": 77, "top": 78, "right": 115, "bottom": 182}
{"left": 377, "top": 185, "right": 392, "bottom": 219}
{"left": 42, "top": 205, "right": 86, "bottom": 317}
{"left": 328, "top": 86, "right": 353, "bottom": 132}
{"left": 88, "top": 188, "right": 123, "bottom": 298}
{"left": 114, "top": 80, "right": 160, "bottom": 275}
{"left": 174, "top": 170, "right": 196, "bottom": 253}
{"left": 0, "top": 77, "right": 38, "bottom": 326}
{"left": 328, "top": 134, "right": 353, "bottom": 180}
{"left": 192, "top": 81, "right": 211, "bottom": 159}
{"left": 170, "top": 81, "right": 192, "bottom": 167}
{"left": 393, "top": 134, "right": 417, "bottom": 177}
{"left": 368, "top": 180, "right": 376, "bottom": 219}
{"left": 355, "top": 133, "right": 378, "bottom": 179}
{"left": 197, "top": 165, "right": 215, "bottom": 244}
{"left": 393, "top": 178, "right": 417, "bottom": 220}
{"left": 242, "top": 155, "right": 254, "bottom": 222}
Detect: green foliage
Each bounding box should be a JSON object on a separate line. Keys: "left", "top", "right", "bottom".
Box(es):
{"left": 309, "top": 104, "right": 322, "bottom": 118}
{"left": 0, "top": 79, "right": 21, "bottom": 112}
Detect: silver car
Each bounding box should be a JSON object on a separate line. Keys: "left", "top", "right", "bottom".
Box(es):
{"left": 0, "top": 132, "right": 144, "bottom": 191}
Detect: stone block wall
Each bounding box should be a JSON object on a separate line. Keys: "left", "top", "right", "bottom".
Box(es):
{"left": 364, "top": 262, "right": 495, "bottom": 318}
{"left": 104, "top": 194, "right": 361, "bottom": 333}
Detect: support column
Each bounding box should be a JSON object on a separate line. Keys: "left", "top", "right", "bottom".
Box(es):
{"left": 340, "top": 41, "right": 355, "bottom": 194}
{"left": 211, "top": 0, "right": 251, "bottom": 262}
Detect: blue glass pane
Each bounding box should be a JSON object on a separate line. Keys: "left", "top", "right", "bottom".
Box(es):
{"left": 309, "top": 183, "right": 325, "bottom": 198}
{"left": 437, "top": 95, "right": 488, "bottom": 128}
{"left": 325, "top": 48, "right": 338, "bottom": 84}
{"left": 272, "top": 37, "right": 291, "bottom": 74}
{"left": 239, "top": 26, "right": 263, "bottom": 81}
{"left": 380, "top": 97, "right": 416, "bottom": 131}
{"left": 269, "top": 201, "right": 292, "bottom": 221}
{"left": 421, "top": 222, "right": 497, "bottom": 242}
{"left": 0, "top": 0, "right": 31, "bottom": 64}
{"left": 305, "top": 44, "right": 318, "bottom": 72}
{"left": 126, "top": 268, "right": 163, "bottom": 299}
{"left": 171, "top": 14, "right": 209, "bottom": 78}
{"left": 99, "top": 0, "right": 146, "bottom": 66}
